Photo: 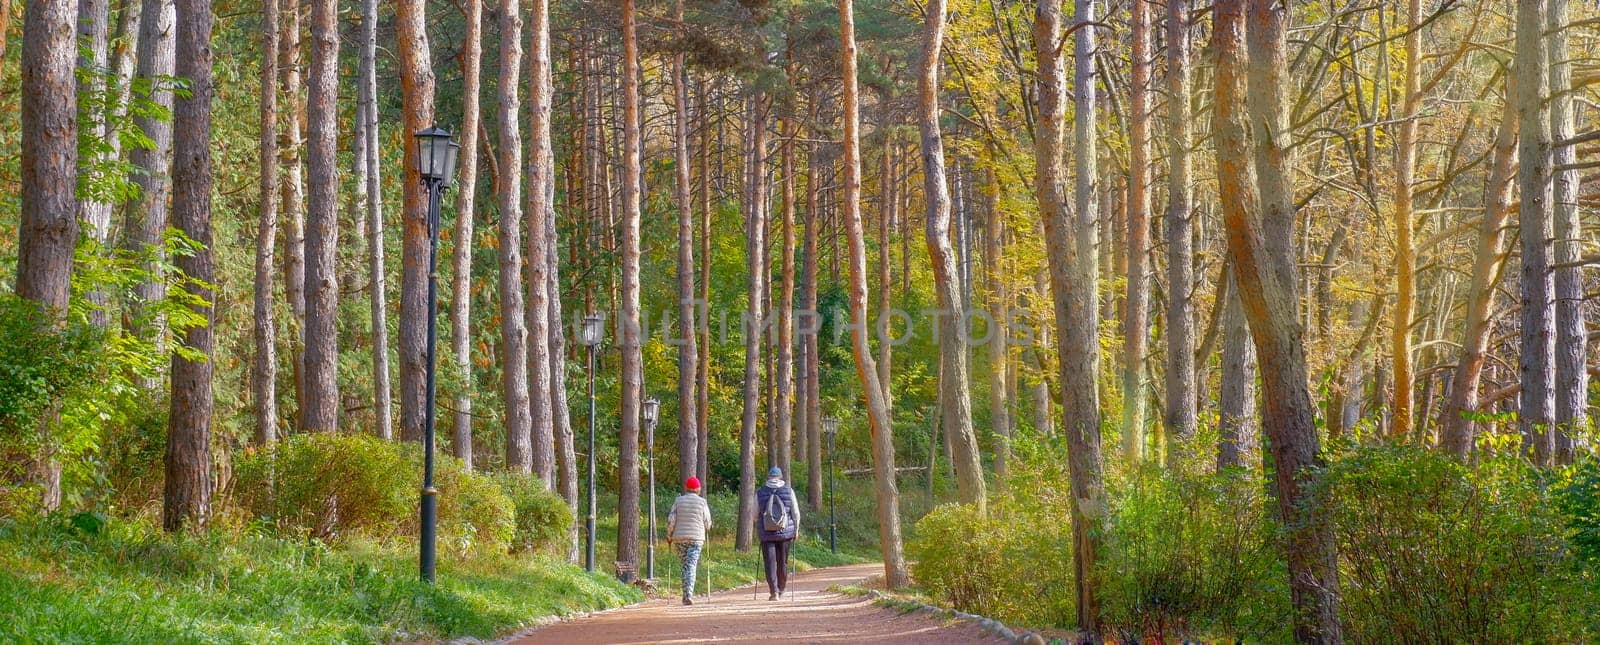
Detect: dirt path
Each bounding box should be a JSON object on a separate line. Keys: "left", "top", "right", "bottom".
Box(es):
{"left": 505, "top": 563, "right": 1004, "bottom": 644}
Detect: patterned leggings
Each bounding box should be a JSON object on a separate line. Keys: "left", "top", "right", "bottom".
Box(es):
{"left": 674, "top": 541, "right": 703, "bottom": 597}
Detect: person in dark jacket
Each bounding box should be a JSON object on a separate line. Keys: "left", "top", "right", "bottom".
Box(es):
{"left": 755, "top": 466, "right": 800, "bottom": 600}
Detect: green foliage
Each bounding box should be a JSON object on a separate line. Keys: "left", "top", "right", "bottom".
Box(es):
{"left": 495, "top": 474, "right": 576, "bottom": 555}
{"left": 1321, "top": 445, "right": 1595, "bottom": 642}
{"left": 0, "top": 515, "right": 640, "bottom": 644}
{"left": 235, "top": 433, "right": 514, "bottom": 556}
{"left": 1096, "top": 465, "right": 1289, "bottom": 643}
{"left": 0, "top": 295, "right": 102, "bottom": 438}
{"left": 1556, "top": 457, "right": 1600, "bottom": 566}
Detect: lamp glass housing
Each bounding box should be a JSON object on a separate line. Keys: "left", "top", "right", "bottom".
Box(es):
{"left": 415, "top": 126, "right": 457, "bottom": 184}
{"left": 642, "top": 397, "right": 660, "bottom": 426}
{"left": 579, "top": 314, "right": 605, "bottom": 347}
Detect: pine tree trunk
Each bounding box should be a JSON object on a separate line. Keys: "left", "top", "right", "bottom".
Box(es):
{"left": 1439, "top": 97, "right": 1516, "bottom": 457}
{"left": 301, "top": 0, "right": 340, "bottom": 433}
{"left": 735, "top": 90, "right": 769, "bottom": 552}
{"left": 497, "top": 0, "right": 533, "bottom": 473}
{"left": 1217, "top": 266, "right": 1256, "bottom": 470}
{"left": 1122, "top": 0, "right": 1152, "bottom": 461}
{"left": 280, "top": 1, "right": 307, "bottom": 422}
{"left": 1548, "top": 0, "right": 1586, "bottom": 463}
{"left": 695, "top": 75, "right": 713, "bottom": 487}
{"left": 1389, "top": 0, "right": 1422, "bottom": 441}
{"left": 918, "top": 0, "right": 984, "bottom": 513}
{"left": 164, "top": 0, "right": 215, "bottom": 532}
{"left": 125, "top": 0, "right": 176, "bottom": 366}
{"left": 877, "top": 129, "right": 893, "bottom": 414}
{"left": 253, "top": 0, "right": 279, "bottom": 446}
{"left": 672, "top": 0, "right": 699, "bottom": 485}
{"left": 1163, "top": 0, "right": 1196, "bottom": 460}
{"left": 1515, "top": 0, "right": 1556, "bottom": 465}
{"left": 551, "top": 28, "right": 580, "bottom": 563}
{"left": 775, "top": 115, "right": 797, "bottom": 479}
{"left": 447, "top": 0, "right": 480, "bottom": 463}
{"left": 984, "top": 168, "right": 1010, "bottom": 480}
{"left": 803, "top": 129, "right": 824, "bottom": 513}
{"left": 360, "top": 0, "right": 390, "bottom": 440}
{"left": 841, "top": 0, "right": 909, "bottom": 588}
{"left": 75, "top": 0, "right": 112, "bottom": 328}
{"left": 525, "top": 0, "right": 557, "bottom": 485}
{"left": 1221, "top": 1, "right": 1343, "bottom": 640}
{"left": 18, "top": 0, "right": 81, "bottom": 512}
{"left": 615, "top": 0, "right": 645, "bottom": 580}
{"left": 397, "top": 0, "right": 436, "bottom": 443}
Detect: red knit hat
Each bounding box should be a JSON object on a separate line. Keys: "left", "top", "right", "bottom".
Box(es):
{"left": 685, "top": 476, "right": 701, "bottom": 491}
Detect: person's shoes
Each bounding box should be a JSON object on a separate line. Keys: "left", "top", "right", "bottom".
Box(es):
{"left": 768, "top": 592, "right": 777, "bottom": 601}
{"left": 682, "top": 596, "right": 693, "bottom": 606}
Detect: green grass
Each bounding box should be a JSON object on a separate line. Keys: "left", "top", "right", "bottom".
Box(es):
{"left": 0, "top": 516, "right": 641, "bottom": 644}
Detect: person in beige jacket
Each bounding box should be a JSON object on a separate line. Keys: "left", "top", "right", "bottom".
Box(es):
{"left": 666, "top": 476, "right": 712, "bottom": 605}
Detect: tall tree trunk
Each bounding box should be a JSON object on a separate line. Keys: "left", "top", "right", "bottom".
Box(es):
{"left": 125, "top": 0, "right": 175, "bottom": 383}
{"left": 841, "top": 0, "right": 909, "bottom": 588}
{"left": 397, "top": 0, "right": 436, "bottom": 443}
{"left": 696, "top": 76, "right": 713, "bottom": 487}
{"left": 1221, "top": 1, "right": 1343, "bottom": 640}
{"left": 984, "top": 168, "right": 1011, "bottom": 480}
{"left": 1548, "top": 0, "right": 1586, "bottom": 463}
{"left": 672, "top": 0, "right": 699, "bottom": 485}
{"left": 280, "top": 0, "right": 306, "bottom": 421}
{"left": 1515, "top": 0, "right": 1555, "bottom": 466}
{"left": 775, "top": 114, "right": 797, "bottom": 478}
{"left": 549, "top": 17, "right": 579, "bottom": 562}
{"left": 918, "top": 0, "right": 985, "bottom": 512}
{"left": 735, "top": 90, "right": 769, "bottom": 552}
{"left": 616, "top": 0, "right": 645, "bottom": 580}
{"left": 301, "top": 0, "right": 340, "bottom": 433}
{"left": 75, "top": 0, "right": 111, "bottom": 328}
{"left": 1122, "top": 0, "right": 1152, "bottom": 462}
{"left": 1389, "top": 0, "right": 1422, "bottom": 441}
{"left": 1217, "top": 267, "right": 1256, "bottom": 470}
{"left": 18, "top": 0, "right": 81, "bottom": 511}
{"left": 448, "top": 0, "right": 480, "bottom": 462}
{"left": 497, "top": 0, "right": 533, "bottom": 473}
{"left": 1439, "top": 95, "right": 1517, "bottom": 457}
{"left": 525, "top": 0, "right": 556, "bottom": 485}
{"left": 803, "top": 131, "right": 824, "bottom": 513}
{"left": 253, "top": 0, "right": 280, "bottom": 446}
{"left": 164, "top": 0, "right": 214, "bottom": 532}
{"left": 360, "top": 0, "right": 390, "bottom": 440}
{"left": 1163, "top": 0, "right": 1196, "bottom": 459}
{"left": 877, "top": 130, "right": 893, "bottom": 414}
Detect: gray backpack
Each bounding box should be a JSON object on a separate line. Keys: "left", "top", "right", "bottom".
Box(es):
{"left": 762, "top": 489, "right": 791, "bottom": 532}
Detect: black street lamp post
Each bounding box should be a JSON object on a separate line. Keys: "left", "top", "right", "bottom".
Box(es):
{"left": 578, "top": 314, "right": 605, "bottom": 573}
{"left": 822, "top": 416, "right": 839, "bottom": 554}
{"left": 415, "top": 126, "right": 460, "bottom": 584}
{"left": 643, "top": 397, "right": 660, "bottom": 581}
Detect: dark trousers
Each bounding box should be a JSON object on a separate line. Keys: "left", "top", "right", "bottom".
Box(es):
{"left": 761, "top": 539, "right": 792, "bottom": 594}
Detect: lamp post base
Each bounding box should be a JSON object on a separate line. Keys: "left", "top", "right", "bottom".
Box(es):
{"left": 420, "top": 487, "right": 438, "bottom": 582}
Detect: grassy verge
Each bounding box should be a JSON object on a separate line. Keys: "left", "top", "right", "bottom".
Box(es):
{"left": 0, "top": 515, "right": 641, "bottom": 644}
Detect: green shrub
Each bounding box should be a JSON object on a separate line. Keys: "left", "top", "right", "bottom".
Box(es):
{"left": 1556, "top": 457, "right": 1600, "bottom": 566}
{"left": 495, "top": 474, "right": 574, "bottom": 554}
{"left": 1323, "top": 445, "right": 1593, "bottom": 642}
{"left": 234, "top": 433, "right": 413, "bottom": 541}
{"left": 234, "top": 434, "right": 514, "bottom": 556}
{"left": 1096, "top": 465, "right": 1289, "bottom": 643}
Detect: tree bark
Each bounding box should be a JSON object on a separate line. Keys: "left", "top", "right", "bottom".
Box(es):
{"left": 616, "top": 0, "right": 644, "bottom": 580}
{"left": 1515, "top": 0, "right": 1555, "bottom": 466}
{"left": 1548, "top": 0, "right": 1586, "bottom": 464}
{"left": 841, "top": 0, "right": 909, "bottom": 589}
{"left": 1217, "top": 267, "right": 1256, "bottom": 471}
{"left": 19, "top": 0, "right": 81, "bottom": 511}
{"left": 300, "top": 0, "right": 340, "bottom": 433}
{"left": 549, "top": 23, "right": 579, "bottom": 562}
{"left": 1122, "top": 0, "right": 1152, "bottom": 462}
{"left": 1389, "top": 0, "right": 1422, "bottom": 441}
{"left": 497, "top": 0, "right": 533, "bottom": 473}
{"left": 985, "top": 168, "right": 1011, "bottom": 480}
{"left": 253, "top": 0, "right": 279, "bottom": 446}
{"left": 164, "top": 0, "right": 214, "bottom": 533}
{"left": 918, "top": 0, "right": 985, "bottom": 512}
{"left": 877, "top": 129, "right": 893, "bottom": 415}
{"left": 803, "top": 128, "right": 824, "bottom": 513}
{"left": 1163, "top": 0, "right": 1196, "bottom": 460}
{"left": 359, "top": 0, "right": 390, "bottom": 440}
{"left": 672, "top": 0, "right": 700, "bottom": 485}
{"left": 696, "top": 76, "right": 714, "bottom": 487}
{"left": 125, "top": 0, "right": 175, "bottom": 371}
{"left": 735, "top": 90, "right": 769, "bottom": 552}
{"left": 397, "top": 0, "right": 436, "bottom": 443}
{"left": 774, "top": 113, "right": 797, "bottom": 478}
{"left": 1439, "top": 95, "right": 1517, "bottom": 457}
{"left": 443, "top": 0, "right": 480, "bottom": 463}
{"left": 1221, "top": 1, "right": 1343, "bottom": 640}
{"left": 525, "top": 0, "right": 557, "bottom": 485}
{"left": 280, "top": 0, "right": 306, "bottom": 420}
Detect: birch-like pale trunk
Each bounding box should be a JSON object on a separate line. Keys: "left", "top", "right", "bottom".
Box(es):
{"left": 1548, "top": 0, "right": 1586, "bottom": 463}
{"left": 497, "top": 0, "right": 533, "bottom": 473}
{"left": 447, "top": 0, "right": 480, "bottom": 460}
{"left": 253, "top": 0, "right": 279, "bottom": 446}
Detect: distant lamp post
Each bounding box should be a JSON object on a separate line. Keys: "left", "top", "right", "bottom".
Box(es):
{"left": 822, "top": 416, "right": 840, "bottom": 554}
{"left": 579, "top": 313, "right": 606, "bottom": 572}
{"left": 415, "top": 125, "right": 460, "bottom": 584}
{"left": 642, "top": 396, "right": 661, "bottom": 581}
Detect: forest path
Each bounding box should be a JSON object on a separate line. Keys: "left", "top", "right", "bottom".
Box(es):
{"left": 504, "top": 562, "right": 1004, "bottom": 644}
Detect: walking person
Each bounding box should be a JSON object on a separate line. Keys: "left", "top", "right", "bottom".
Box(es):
{"left": 666, "top": 476, "right": 712, "bottom": 605}
{"left": 756, "top": 466, "right": 800, "bottom": 601}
